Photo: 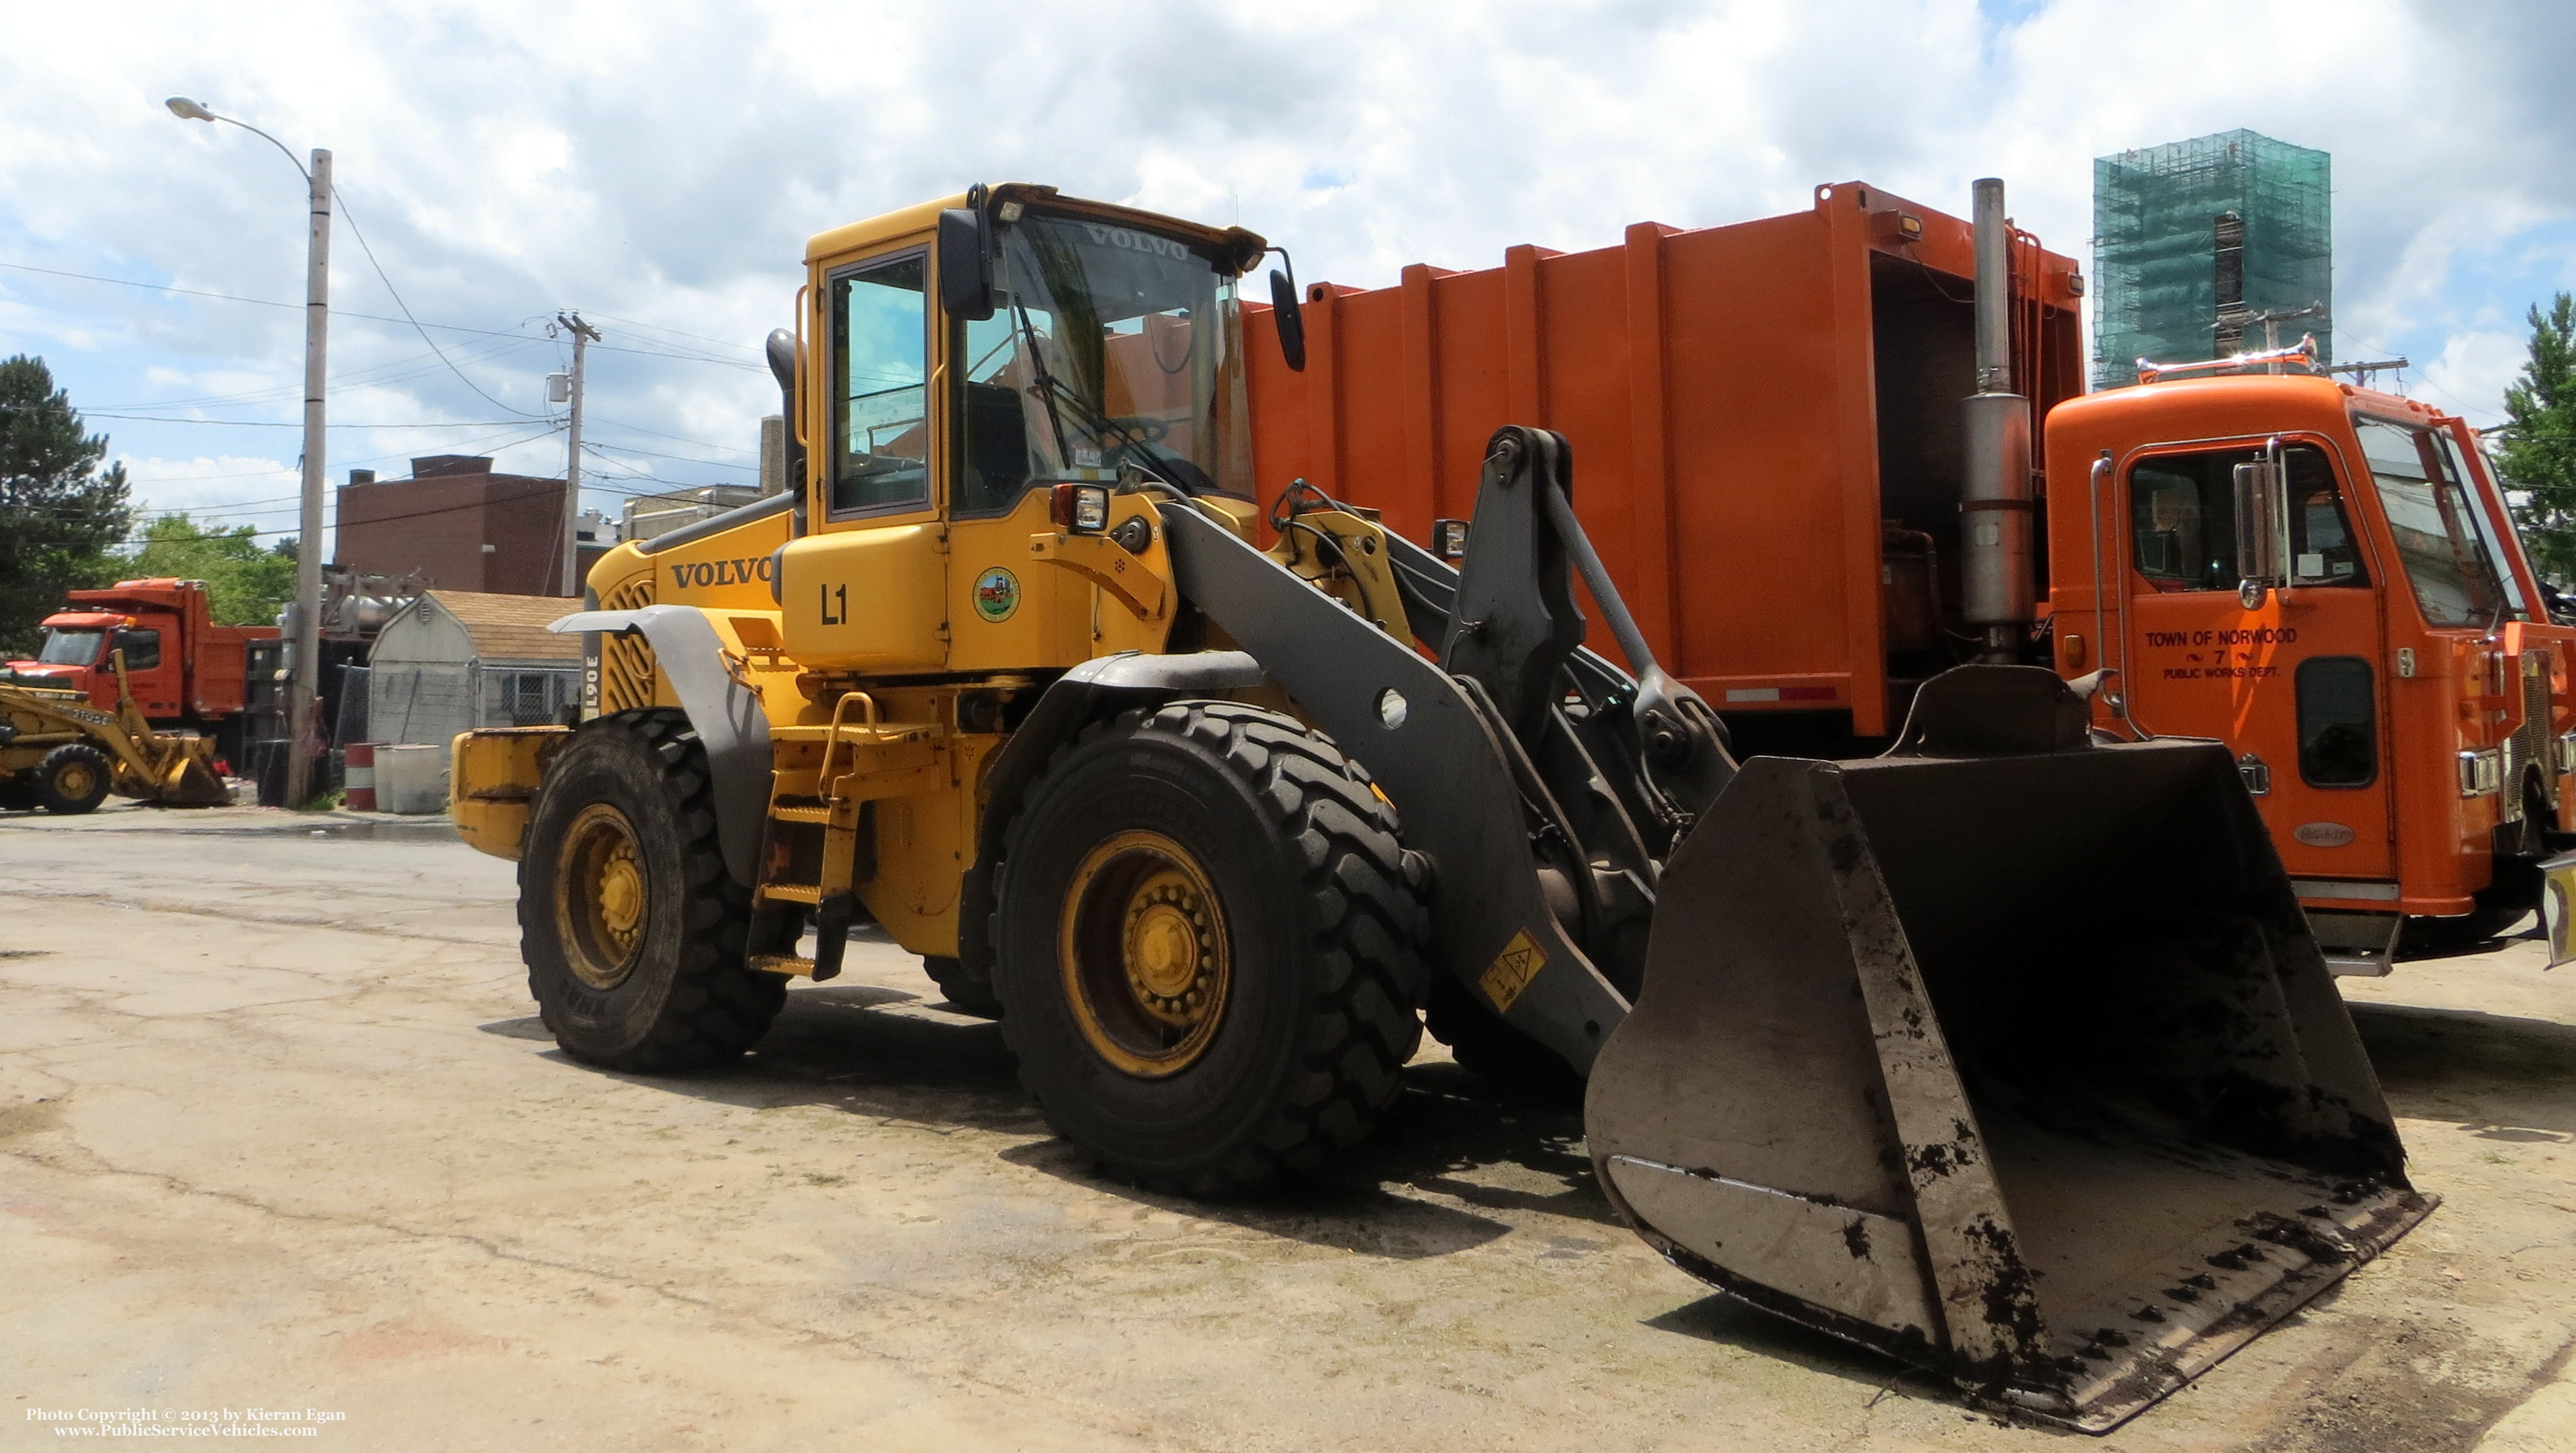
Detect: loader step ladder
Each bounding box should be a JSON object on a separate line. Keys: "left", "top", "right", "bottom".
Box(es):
{"left": 749, "top": 691, "right": 945, "bottom": 981}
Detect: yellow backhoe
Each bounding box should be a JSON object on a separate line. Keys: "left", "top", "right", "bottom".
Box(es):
{"left": 0, "top": 650, "right": 231, "bottom": 813}
{"left": 449, "top": 183, "right": 2430, "bottom": 1431}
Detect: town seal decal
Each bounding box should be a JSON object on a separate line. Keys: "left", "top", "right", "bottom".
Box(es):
{"left": 973, "top": 567, "right": 1021, "bottom": 623}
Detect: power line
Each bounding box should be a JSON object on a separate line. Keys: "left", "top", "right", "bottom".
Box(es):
{"left": 88, "top": 414, "right": 531, "bottom": 428}
{"left": 88, "top": 333, "right": 549, "bottom": 412}
{"left": 96, "top": 426, "right": 569, "bottom": 542}
{"left": 1, "top": 259, "right": 766, "bottom": 371}
{"left": 328, "top": 187, "right": 549, "bottom": 421}
{"left": 585, "top": 412, "right": 760, "bottom": 458}
{"left": 580, "top": 436, "right": 758, "bottom": 473}
{"left": 108, "top": 422, "right": 577, "bottom": 513}
{"left": 0, "top": 259, "right": 516, "bottom": 338}
{"left": 582, "top": 309, "right": 763, "bottom": 353}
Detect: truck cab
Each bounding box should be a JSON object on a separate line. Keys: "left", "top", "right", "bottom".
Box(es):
{"left": 14, "top": 610, "right": 170, "bottom": 710}
{"left": 2045, "top": 372, "right": 2570, "bottom": 965}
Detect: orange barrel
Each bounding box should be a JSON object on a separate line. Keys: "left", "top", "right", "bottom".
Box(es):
{"left": 345, "top": 741, "right": 377, "bottom": 812}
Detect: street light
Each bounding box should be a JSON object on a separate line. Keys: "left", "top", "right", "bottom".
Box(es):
{"left": 166, "top": 96, "right": 331, "bottom": 809}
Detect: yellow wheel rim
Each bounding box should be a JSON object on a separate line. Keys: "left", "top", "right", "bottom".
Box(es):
{"left": 555, "top": 803, "right": 648, "bottom": 990}
{"left": 1059, "top": 830, "right": 1231, "bottom": 1078}
{"left": 53, "top": 761, "right": 99, "bottom": 801}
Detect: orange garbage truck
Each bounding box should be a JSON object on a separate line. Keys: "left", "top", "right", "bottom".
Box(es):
{"left": 1246, "top": 178, "right": 2568, "bottom": 972}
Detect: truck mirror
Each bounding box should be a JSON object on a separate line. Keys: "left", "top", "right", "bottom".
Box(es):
{"left": 1270, "top": 268, "right": 1308, "bottom": 372}
{"left": 937, "top": 208, "right": 995, "bottom": 322}
{"left": 2233, "top": 458, "right": 2284, "bottom": 608}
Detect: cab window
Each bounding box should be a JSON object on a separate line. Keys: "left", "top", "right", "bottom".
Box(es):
{"left": 2296, "top": 657, "right": 2377, "bottom": 787}
{"left": 957, "top": 310, "right": 1033, "bottom": 514}
{"left": 113, "top": 628, "right": 161, "bottom": 671}
{"left": 2129, "top": 444, "right": 2362, "bottom": 592}
{"left": 829, "top": 252, "right": 931, "bottom": 517}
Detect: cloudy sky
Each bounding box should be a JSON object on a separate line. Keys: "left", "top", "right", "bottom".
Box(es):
{"left": 2, "top": 0, "right": 2570, "bottom": 556}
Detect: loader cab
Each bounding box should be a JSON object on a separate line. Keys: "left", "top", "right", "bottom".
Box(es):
{"left": 779, "top": 185, "right": 1265, "bottom": 678}
{"left": 2047, "top": 373, "right": 2572, "bottom": 938}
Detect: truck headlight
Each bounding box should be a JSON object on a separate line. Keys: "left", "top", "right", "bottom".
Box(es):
{"left": 2557, "top": 730, "right": 2576, "bottom": 777}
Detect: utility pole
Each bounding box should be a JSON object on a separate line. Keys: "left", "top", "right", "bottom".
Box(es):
{"left": 292, "top": 148, "right": 332, "bottom": 809}
{"left": 554, "top": 311, "right": 601, "bottom": 597}
{"left": 165, "top": 98, "right": 333, "bottom": 809}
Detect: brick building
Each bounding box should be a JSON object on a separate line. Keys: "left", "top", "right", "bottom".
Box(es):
{"left": 335, "top": 456, "right": 610, "bottom": 596}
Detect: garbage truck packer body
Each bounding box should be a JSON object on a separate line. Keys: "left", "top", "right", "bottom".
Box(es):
{"left": 1242, "top": 180, "right": 2572, "bottom": 972}
{"left": 450, "top": 182, "right": 2429, "bottom": 1431}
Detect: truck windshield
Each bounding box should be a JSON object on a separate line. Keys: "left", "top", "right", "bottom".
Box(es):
{"left": 2353, "top": 415, "right": 2523, "bottom": 627}
{"left": 956, "top": 211, "right": 1253, "bottom": 514}
{"left": 34, "top": 628, "right": 103, "bottom": 666}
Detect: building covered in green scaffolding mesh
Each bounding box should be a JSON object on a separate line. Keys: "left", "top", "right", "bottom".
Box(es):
{"left": 2092, "top": 129, "right": 2331, "bottom": 390}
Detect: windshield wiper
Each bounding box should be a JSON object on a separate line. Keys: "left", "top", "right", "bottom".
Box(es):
{"left": 1005, "top": 293, "right": 1216, "bottom": 497}
{"left": 1009, "top": 295, "right": 1074, "bottom": 470}
{"left": 1026, "top": 368, "right": 1216, "bottom": 496}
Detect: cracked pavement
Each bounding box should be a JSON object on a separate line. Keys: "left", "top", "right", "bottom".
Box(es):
{"left": 3, "top": 802, "right": 2573, "bottom": 1451}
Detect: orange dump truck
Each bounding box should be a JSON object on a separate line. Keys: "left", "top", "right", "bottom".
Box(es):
{"left": 4, "top": 578, "right": 276, "bottom": 765}
{"left": 1247, "top": 180, "right": 2570, "bottom": 970}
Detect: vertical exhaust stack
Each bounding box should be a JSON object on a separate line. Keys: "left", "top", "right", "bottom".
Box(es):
{"left": 1962, "top": 178, "right": 2035, "bottom": 663}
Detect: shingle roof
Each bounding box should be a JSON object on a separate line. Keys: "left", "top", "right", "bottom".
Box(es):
{"left": 422, "top": 590, "right": 585, "bottom": 661}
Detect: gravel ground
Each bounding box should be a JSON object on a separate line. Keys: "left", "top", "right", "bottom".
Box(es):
{"left": 2, "top": 801, "right": 2570, "bottom": 1452}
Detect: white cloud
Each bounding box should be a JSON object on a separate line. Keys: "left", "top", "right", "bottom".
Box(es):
{"left": 2421, "top": 330, "right": 2529, "bottom": 426}
{"left": 116, "top": 454, "right": 298, "bottom": 526}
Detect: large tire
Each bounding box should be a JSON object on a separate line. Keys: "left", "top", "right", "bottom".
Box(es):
{"left": 991, "top": 702, "right": 1429, "bottom": 1195}
{"left": 519, "top": 709, "right": 786, "bottom": 1072}
{"left": 33, "top": 743, "right": 112, "bottom": 815}
{"left": 923, "top": 955, "right": 1003, "bottom": 1018}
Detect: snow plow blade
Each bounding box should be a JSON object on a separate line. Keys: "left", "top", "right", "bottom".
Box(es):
{"left": 1585, "top": 677, "right": 2433, "bottom": 1431}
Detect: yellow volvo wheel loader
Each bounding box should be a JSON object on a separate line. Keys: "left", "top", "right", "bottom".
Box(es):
{"left": 452, "top": 183, "right": 2430, "bottom": 1431}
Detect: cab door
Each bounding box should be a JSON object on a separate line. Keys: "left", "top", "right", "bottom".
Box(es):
{"left": 777, "top": 246, "right": 949, "bottom": 674}
{"left": 113, "top": 623, "right": 181, "bottom": 718}
{"left": 2121, "top": 440, "right": 2395, "bottom": 881}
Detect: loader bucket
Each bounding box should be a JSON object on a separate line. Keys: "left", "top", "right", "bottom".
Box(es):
{"left": 159, "top": 751, "right": 232, "bottom": 807}
{"left": 1586, "top": 679, "right": 2432, "bottom": 1431}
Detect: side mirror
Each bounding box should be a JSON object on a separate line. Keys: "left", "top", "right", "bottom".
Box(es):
{"left": 2233, "top": 455, "right": 2285, "bottom": 608}
{"left": 938, "top": 208, "right": 995, "bottom": 322}
{"left": 1270, "top": 268, "right": 1308, "bottom": 372}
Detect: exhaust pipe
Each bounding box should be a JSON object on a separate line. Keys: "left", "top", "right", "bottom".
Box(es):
{"left": 1962, "top": 177, "right": 2034, "bottom": 663}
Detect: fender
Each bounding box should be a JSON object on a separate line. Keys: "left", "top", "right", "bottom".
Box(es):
{"left": 955, "top": 649, "right": 1266, "bottom": 987}
{"left": 548, "top": 605, "right": 768, "bottom": 886}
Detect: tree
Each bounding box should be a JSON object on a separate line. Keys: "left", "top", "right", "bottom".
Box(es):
{"left": 127, "top": 514, "right": 299, "bottom": 626}
{"left": 2501, "top": 293, "right": 2576, "bottom": 588}
{"left": 0, "top": 355, "right": 134, "bottom": 656}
